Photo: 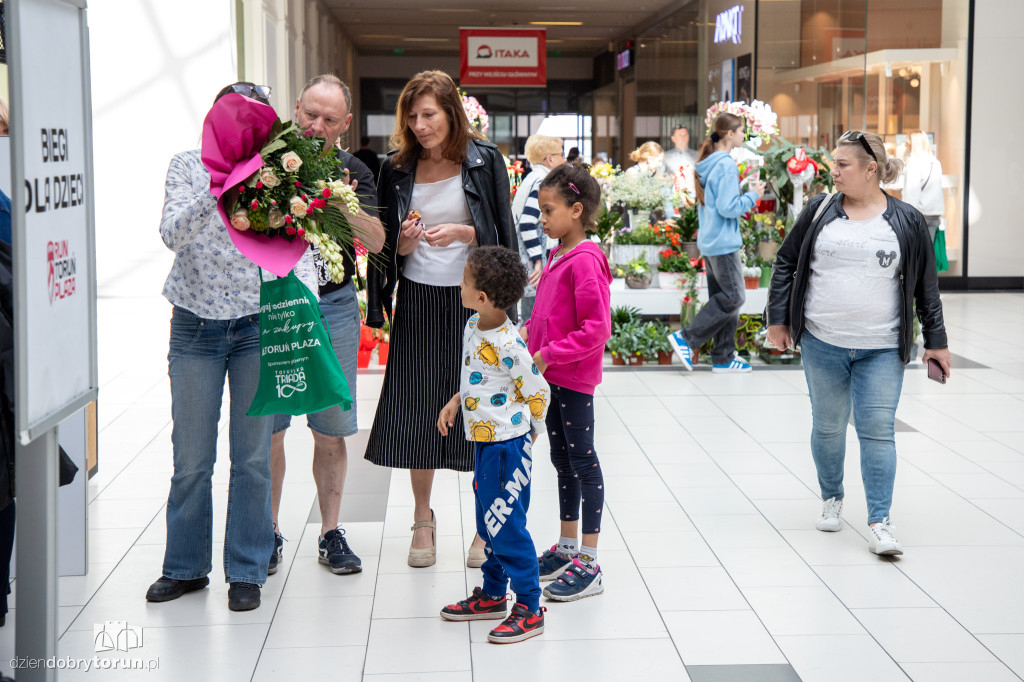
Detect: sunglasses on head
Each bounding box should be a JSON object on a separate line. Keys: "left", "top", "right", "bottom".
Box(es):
{"left": 839, "top": 130, "right": 877, "bottom": 163}
{"left": 230, "top": 83, "right": 272, "bottom": 102}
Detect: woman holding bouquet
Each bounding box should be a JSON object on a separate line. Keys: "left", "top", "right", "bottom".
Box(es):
{"left": 147, "top": 82, "right": 317, "bottom": 612}
{"left": 365, "top": 70, "right": 514, "bottom": 568}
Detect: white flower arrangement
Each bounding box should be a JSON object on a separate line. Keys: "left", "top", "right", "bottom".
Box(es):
{"left": 705, "top": 100, "right": 780, "bottom": 146}
{"left": 605, "top": 171, "right": 673, "bottom": 211}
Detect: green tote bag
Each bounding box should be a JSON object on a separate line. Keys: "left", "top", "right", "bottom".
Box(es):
{"left": 248, "top": 270, "right": 353, "bottom": 416}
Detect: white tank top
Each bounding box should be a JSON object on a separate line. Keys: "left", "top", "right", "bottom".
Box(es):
{"left": 402, "top": 174, "right": 474, "bottom": 287}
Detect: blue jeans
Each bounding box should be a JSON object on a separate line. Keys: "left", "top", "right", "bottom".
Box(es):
{"left": 273, "top": 281, "right": 360, "bottom": 437}
{"left": 163, "top": 306, "right": 273, "bottom": 584}
{"left": 800, "top": 331, "right": 905, "bottom": 525}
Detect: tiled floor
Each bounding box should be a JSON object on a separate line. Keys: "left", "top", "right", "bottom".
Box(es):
{"left": 6, "top": 245, "right": 1024, "bottom": 681}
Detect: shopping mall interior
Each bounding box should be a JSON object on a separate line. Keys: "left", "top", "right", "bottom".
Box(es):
{"left": 1, "top": 0, "right": 1024, "bottom": 681}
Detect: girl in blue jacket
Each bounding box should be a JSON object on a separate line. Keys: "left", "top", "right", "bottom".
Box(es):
{"left": 668, "top": 112, "right": 765, "bottom": 373}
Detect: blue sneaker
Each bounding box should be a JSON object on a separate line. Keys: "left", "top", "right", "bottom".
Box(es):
{"left": 538, "top": 545, "right": 574, "bottom": 582}
{"left": 319, "top": 528, "right": 362, "bottom": 574}
{"left": 267, "top": 532, "right": 284, "bottom": 575}
{"left": 712, "top": 354, "right": 752, "bottom": 374}
{"left": 668, "top": 331, "right": 693, "bottom": 371}
{"left": 542, "top": 558, "right": 604, "bottom": 602}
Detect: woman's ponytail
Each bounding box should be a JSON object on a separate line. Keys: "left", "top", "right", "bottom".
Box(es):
{"left": 694, "top": 112, "right": 743, "bottom": 206}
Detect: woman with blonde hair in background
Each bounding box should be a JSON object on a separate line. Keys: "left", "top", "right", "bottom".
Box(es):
{"left": 766, "top": 130, "right": 950, "bottom": 555}
{"left": 625, "top": 141, "right": 665, "bottom": 177}
{"left": 512, "top": 134, "right": 564, "bottom": 322}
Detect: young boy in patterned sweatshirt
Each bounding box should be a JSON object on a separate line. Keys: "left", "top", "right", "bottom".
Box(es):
{"left": 437, "top": 246, "right": 550, "bottom": 644}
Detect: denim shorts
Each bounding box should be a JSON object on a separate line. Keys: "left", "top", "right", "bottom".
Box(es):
{"left": 272, "top": 281, "right": 360, "bottom": 438}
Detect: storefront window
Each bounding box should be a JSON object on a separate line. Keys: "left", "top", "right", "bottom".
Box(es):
{"left": 756, "top": 0, "right": 969, "bottom": 276}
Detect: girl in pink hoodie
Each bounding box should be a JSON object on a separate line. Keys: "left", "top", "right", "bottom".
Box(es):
{"left": 522, "top": 164, "right": 612, "bottom": 602}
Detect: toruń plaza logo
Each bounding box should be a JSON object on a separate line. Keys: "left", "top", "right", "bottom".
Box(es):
{"left": 47, "top": 239, "right": 77, "bottom": 304}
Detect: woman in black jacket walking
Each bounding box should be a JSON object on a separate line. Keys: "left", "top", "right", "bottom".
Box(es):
{"left": 364, "top": 71, "right": 514, "bottom": 568}
{"left": 766, "top": 131, "right": 950, "bottom": 557}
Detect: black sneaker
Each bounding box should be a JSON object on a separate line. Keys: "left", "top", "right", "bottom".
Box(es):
{"left": 440, "top": 587, "right": 508, "bottom": 621}
{"left": 227, "top": 582, "right": 261, "bottom": 611}
{"left": 268, "top": 532, "right": 284, "bottom": 575}
{"left": 487, "top": 603, "right": 546, "bottom": 644}
{"left": 319, "top": 528, "right": 362, "bottom": 574}
{"left": 145, "top": 576, "right": 210, "bottom": 603}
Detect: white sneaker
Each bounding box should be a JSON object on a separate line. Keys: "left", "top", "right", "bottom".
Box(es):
{"left": 668, "top": 331, "right": 693, "bottom": 371}
{"left": 868, "top": 517, "right": 903, "bottom": 555}
{"left": 816, "top": 497, "right": 843, "bottom": 532}
{"left": 712, "top": 354, "right": 752, "bottom": 373}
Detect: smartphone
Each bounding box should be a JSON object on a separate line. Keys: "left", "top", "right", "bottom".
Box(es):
{"left": 927, "top": 358, "right": 946, "bottom": 384}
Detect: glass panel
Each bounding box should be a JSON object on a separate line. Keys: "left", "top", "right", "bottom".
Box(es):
{"left": 756, "top": 0, "right": 967, "bottom": 276}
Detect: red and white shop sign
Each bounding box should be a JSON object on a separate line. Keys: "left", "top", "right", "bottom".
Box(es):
{"left": 459, "top": 28, "right": 546, "bottom": 87}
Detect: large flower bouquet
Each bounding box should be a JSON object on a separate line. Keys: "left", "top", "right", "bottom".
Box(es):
{"left": 705, "top": 100, "right": 779, "bottom": 146}
{"left": 202, "top": 93, "right": 369, "bottom": 279}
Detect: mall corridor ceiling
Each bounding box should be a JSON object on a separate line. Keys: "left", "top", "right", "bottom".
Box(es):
{"left": 323, "top": 0, "right": 685, "bottom": 56}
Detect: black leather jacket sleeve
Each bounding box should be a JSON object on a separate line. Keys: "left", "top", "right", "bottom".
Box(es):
{"left": 766, "top": 193, "right": 828, "bottom": 328}
{"left": 365, "top": 160, "right": 401, "bottom": 328}
{"left": 909, "top": 209, "right": 947, "bottom": 351}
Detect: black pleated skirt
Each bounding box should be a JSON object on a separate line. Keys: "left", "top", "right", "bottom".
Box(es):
{"left": 364, "top": 277, "right": 474, "bottom": 471}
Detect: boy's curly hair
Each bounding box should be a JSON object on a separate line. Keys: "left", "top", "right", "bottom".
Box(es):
{"left": 466, "top": 246, "right": 528, "bottom": 311}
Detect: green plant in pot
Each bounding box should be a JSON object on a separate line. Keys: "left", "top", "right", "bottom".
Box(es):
{"left": 623, "top": 256, "right": 652, "bottom": 289}
{"left": 611, "top": 305, "right": 642, "bottom": 332}
{"left": 607, "top": 321, "right": 644, "bottom": 366}
{"left": 673, "top": 206, "right": 700, "bottom": 260}
{"left": 640, "top": 320, "right": 673, "bottom": 364}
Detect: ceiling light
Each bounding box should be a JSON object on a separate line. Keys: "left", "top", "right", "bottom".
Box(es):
{"left": 909, "top": 78, "right": 920, "bottom": 88}
{"left": 403, "top": 37, "right": 451, "bottom": 42}
{"left": 529, "top": 21, "right": 583, "bottom": 26}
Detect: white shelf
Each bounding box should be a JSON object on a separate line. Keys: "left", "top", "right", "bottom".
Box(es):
{"left": 610, "top": 277, "right": 769, "bottom": 316}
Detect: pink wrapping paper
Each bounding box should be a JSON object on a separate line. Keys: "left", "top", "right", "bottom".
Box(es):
{"left": 201, "top": 93, "right": 309, "bottom": 277}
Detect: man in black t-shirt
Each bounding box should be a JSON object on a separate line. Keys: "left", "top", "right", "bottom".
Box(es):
{"left": 353, "top": 136, "right": 381, "bottom": 182}
{"left": 269, "top": 75, "right": 385, "bottom": 577}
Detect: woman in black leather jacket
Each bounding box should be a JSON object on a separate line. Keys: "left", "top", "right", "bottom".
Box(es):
{"left": 766, "top": 131, "right": 950, "bottom": 557}
{"left": 364, "top": 71, "right": 514, "bottom": 569}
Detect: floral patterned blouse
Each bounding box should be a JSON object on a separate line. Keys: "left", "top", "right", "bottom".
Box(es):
{"left": 159, "top": 149, "right": 316, "bottom": 319}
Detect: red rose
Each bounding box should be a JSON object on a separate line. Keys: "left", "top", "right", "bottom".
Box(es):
{"left": 284, "top": 215, "right": 293, "bottom": 224}
{"left": 256, "top": 181, "right": 263, "bottom": 189}
{"left": 297, "top": 227, "right": 306, "bottom": 237}
{"left": 250, "top": 199, "right": 258, "bottom": 209}
{"left": 322, "top": 188, "right": 331, "bottom": 199}
{"left": 295, "top": 181, "right": 302, "bottom": 187}
{"left": 285, "top": 226, "right": 297, "bottom": 236}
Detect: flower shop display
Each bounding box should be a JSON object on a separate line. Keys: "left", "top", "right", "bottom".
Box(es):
{"left": 623, "top": 256, "right": 653, "bottom": 290}
{"left": 755, "top": 137, "right": 834, "bottom": 218}
{"left": 460, "top": 90, "right": 489, "bottom": 133}
{"left": 590, "top": 206, "right": 623, "bottom": 262}
{"left": 506, "top": 156, "right": 525, "bottom": 201}
{"left": 606, "top": 171, "right": 672, "bottom": 229}
{"left": 673, "top": 206, "right": 700, "bottom": 260}
{"left": 705, "top": 100, "right": 779, "bottom": 149}
{"left": 611, "top": 223, "right": 661, "bottom": 270}
{"left": 611, "top": 305, "right": 643, "bottom": 332}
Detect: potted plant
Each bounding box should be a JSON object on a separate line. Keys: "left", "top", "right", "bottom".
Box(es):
{"left": 607, "top": 322, "right": 644, "bottom": 366}
{"left": 640, "top": 320, "right": 674, "bottom": 364}
{"left": 623, "top": 256, "right": 652, "bottom": 289}
{"left": 611, "top": 304, "right": 642, "bottom": 332}
{"left": 673, "top": 206, "right": 700, "bottom": 260}
{"left": 374, "top": 317, "right": 391, "bottom": 365}
{"left": 743, "top": 266, "right": 761, "bottom": 289}
{"left": 606, "top": 171, "right": 672, "bottom": 230}
{"left": 612, "top": 223, "right": 661, "bottom": 271}
{"left": 657, "top": 249, "right": 695, "bottom": 290}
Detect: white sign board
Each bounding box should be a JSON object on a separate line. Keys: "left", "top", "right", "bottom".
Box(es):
{"left": 9, "top": 0, "right": 98, "bottom": 443}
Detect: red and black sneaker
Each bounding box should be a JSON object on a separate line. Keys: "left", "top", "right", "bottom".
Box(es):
{"left": 440, "top": 587, "right": 508, "bottom": 621}
{"left": 487, "top": 603, "right": 546, "bottom": 644}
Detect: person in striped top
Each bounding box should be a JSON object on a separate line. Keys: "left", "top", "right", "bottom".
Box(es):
{"left": 511, "top": 135, "right": 565, "bottom": 321}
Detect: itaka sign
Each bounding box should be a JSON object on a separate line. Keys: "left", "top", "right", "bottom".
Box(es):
{"left": 460, "top": 28, "right": 547, "bottom": 87}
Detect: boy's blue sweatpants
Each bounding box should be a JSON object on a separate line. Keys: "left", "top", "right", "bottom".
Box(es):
{"left": 474, "top": 434, "right": 541, "bottom": 613}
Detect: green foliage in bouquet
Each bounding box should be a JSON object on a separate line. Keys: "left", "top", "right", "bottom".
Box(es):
{"left": 755, "top": 136, "right": 835, "bottom": 212}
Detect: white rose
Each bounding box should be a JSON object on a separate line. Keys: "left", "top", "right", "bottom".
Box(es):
{"left": 230, "top": 210, "right": 251, "bottom": 231}
{"left": 259, "top": 168, "right": 281, "bottom": 187}
{"left": 289, "top": 196, "right": 308, "bottom": 218}
{"left": 281, "top": 151, "right": 303, "bottom": 173}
